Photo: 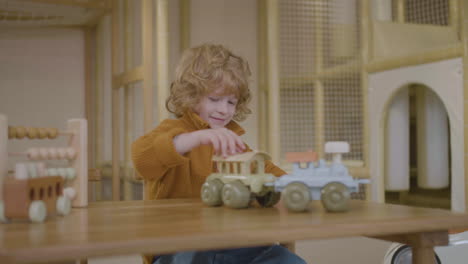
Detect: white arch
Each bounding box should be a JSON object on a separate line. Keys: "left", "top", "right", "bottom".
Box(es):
{"left": 368, "top": 58, "right": 464, "bottom": 212}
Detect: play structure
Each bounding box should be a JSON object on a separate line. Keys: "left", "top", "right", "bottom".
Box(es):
{"left": 0, "top": 114, "right": 88, "bottom": 222}
{"left": 256, "top": 0, "right": 468, "bottom": 214}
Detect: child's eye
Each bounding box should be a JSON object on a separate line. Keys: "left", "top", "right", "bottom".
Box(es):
{"left": 209, "top": 97, "right": 219, "bottom": 102}
{"left": 228, "top": 100, "right": 237, "bottom": 105}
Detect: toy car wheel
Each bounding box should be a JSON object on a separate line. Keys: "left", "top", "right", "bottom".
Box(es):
{"left": 256, "top": 191, "right": 281, "bottom": 207}
{"left": 0, "top": 201, "right": 8, "bottom": 223}
{"left": 56, "top": 195, "right": 71, "bottom": 215}
{"left": 321, "top": 182, "right": 350, "bottom": 212}
{"left": 29, "top": 200, "right": 47, "bottom": 223}
{"left": 201, "top": 179, "right": 224, "bottom": 206}
{"left": 222, "top": 180, "right": 250, "bottom": 209}
{"left": 283, "top": 182, "right": 310, "bottom": 212}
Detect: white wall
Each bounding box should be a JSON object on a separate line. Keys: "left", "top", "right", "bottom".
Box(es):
{"left": 0, "top": 28, "right": 85, "bottom": 168}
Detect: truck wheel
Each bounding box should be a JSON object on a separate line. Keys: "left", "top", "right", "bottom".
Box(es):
{"left": 321, "top": 182, "right": 350, "bottom": 212}
{"left": 29, "top": 200, "right": 47, "bottom": 223}
{"left": 222, "top": 180, "right": 250, "bottom": 209}
{"left": 56, "top": 195, "right": 71, "bottom": 215}
{"left": 256, "top": 191, "right": 281, "bottom": 207}
{"left": 201, "top": 179, "right": 224, "bottom": 206}
{"left": 283, "top": 182, "right": 310, "bottom": 212}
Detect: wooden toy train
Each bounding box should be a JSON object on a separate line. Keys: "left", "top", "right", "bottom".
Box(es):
{"left": 201, "top": 141, "right": 369, "bottom": 212}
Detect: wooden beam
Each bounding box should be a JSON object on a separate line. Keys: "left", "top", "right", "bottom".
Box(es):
{"left": 266, "top": 0, "right": 280, "bottom": 164}
{"left": 143, "top": 0, "right": 154, "bottom": 132}
{"left": 367, "top": 45, "right": 462, "bottom": 73}
{"left": 373, "top": 231, "right": 449, "bottom": 247}
{"left": 179, "top": 0, "right": 190, "bottom": 52}
{"left": 18, "top": 0, "right": 111, "bottom": 10}
{"left": 111, "top": 0, "right": 121, "bottom": 201}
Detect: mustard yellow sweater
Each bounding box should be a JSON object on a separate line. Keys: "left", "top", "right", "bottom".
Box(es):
{"left": 131, "top": 111, "right": 286, "bottom": 201}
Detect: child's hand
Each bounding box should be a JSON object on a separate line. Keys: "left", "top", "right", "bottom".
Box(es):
{"left": 194, "top": 128, "right": 246, "bottom": 158}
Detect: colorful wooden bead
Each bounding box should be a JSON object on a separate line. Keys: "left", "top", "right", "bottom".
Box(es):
{"left": 66, "top": 148, "right": 76, "bottom": 160}
{"left": 66, "top": 168, "right": 76, "bottom": 180}
{"left": 27, "top": 148, "right": 40, "bottom": 160}
{"left": 15, "top": 163, "right": 28, "bottom": 180}
{"left": 36, "top": 162, "right": 47, "bottom": 177}
{"left": 47, "top": 128, "right": 58, "bottom": 139}
{"left": 63, "top": 187, "right": 77, "bottom": 200}
{"left": 8, "top": 126, "right": 15, "bottom": 139}
{"left": 37, "top": 128, "right": 48, "bottom": 139}
{"left": 27, "top": 163, "right": 38, "bottom": 178}
{"left": 57, "top": 148, "right": 67, "bottom": 159}
{"left": 48, "top": 148, "right": 58, "bottom": 159}
{"left": 27, "top": 127, "right": 38, "bottom": 139}
{"left": 15, "top": 127, "right": 26, "bottom": 139}
{"left": 38, "top": 148, "right": 48, "bottom": 160}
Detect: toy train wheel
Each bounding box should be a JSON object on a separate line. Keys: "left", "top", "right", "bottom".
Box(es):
{"left": 0, "top": 201, "right": 8, "bottom": 223}
{"left": 256, "top": 191, "right": 281, "bottom": 207}
{"left": 222, "top": 180, "right": 250, "bottom": 209}
{"left": 321, "top": 182, "right": 350, "bottom": 212}
{"left": 201, "top": 179, "right": 224, "bottom": 206}
{"left": 56, "top": 195, "right": 71, "bottom": 215}
{"left": 29, "top": 200, "right": 47, "bottom": 223}
{"left": 283, "top": 182, "right": 310, "bottom": 212}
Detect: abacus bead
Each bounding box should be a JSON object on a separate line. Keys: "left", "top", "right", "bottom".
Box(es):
{"left": 47, "top": 168, "right": 58, "bottom": 177}
{"left": 27, "top": 163, "right": 38, "bottom": 178}
{"left": 27, "top": 148, "right": 40, "bottom": 160}
{"left": 57, "top": 168, "right": 67, "bottom": 179}
{"left": 48, "top": 148, "right": 58, "bottom": 159}
{"left": 37, "top": 128, "right": 48, "bottom": 139}
{"left": 8, "top": 126, "right": 16, "bottom": 139}
{"left": 47, "top": 128, "right": 58, "bottom": 139}
{"left": 66, "top": 168, "right": 76, "bottom": 180}
{"left": 36, "top": 162, "right": 47, "bottom": 177}
{"left": 27, "top": 127, "right": 38, "bottom": 139}
{"left": 63, "top": 187, "right": 77, "bottom": 200}
{"left": 16, "top": 127, "right": 26, "bottom": 139}
{"left": 38, "top": 148, "right": 49, "bottom": 160}
{"left": 66, "top": 148, "right": 76, "bottom": 160}
{"left": 57, "top": 148, "right": 67, "bottom": 159}
{"left": 15, "top": 163, "right": 28, "bottom": 180}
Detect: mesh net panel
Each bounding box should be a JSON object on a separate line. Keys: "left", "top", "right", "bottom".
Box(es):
{"left": 279, "top": 0, "right": 362, "bottom": 161}
{"left": 405, "top": 0, "right": 449, "bottom": 26}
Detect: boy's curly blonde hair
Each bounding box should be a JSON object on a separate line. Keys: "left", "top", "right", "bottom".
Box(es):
{"left": 166, "top": 43, "right": 252, "bottom": 122}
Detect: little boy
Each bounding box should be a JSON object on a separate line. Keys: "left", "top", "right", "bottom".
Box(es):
{"left": 132, "top": 43, "right": 306, "bottom": 264}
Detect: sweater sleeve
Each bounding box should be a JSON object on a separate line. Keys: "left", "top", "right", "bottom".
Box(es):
{"left": 131, "top": 120, "right": 189, "bottom": 181}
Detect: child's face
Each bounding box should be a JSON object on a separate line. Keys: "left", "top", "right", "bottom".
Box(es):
{"left": 194, "top": 87, "right": 238, "bottom": 129}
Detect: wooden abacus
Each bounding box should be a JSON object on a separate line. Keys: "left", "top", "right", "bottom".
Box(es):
{"left": 0, "top": 114, "right": 88, "bottom": 221}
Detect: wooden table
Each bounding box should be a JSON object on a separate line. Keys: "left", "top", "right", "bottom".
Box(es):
{"left": 1, "top": 199, "right": 468, "bottom": 264}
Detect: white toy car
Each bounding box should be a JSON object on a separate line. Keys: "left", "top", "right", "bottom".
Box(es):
{"left": 267, "top": 142, "right": 369, "bottom": 212}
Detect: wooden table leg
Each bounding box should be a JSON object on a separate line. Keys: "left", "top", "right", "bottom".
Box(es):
{"left": 373, "top": 230, "right": 448, "bottom": 264}
{"left": 412, "top": 247, "right": 436, "bottom": 264}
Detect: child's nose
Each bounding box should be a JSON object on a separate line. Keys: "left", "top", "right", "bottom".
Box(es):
{"left": 217, "top": 101, "right": 229, "bottom": 113}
